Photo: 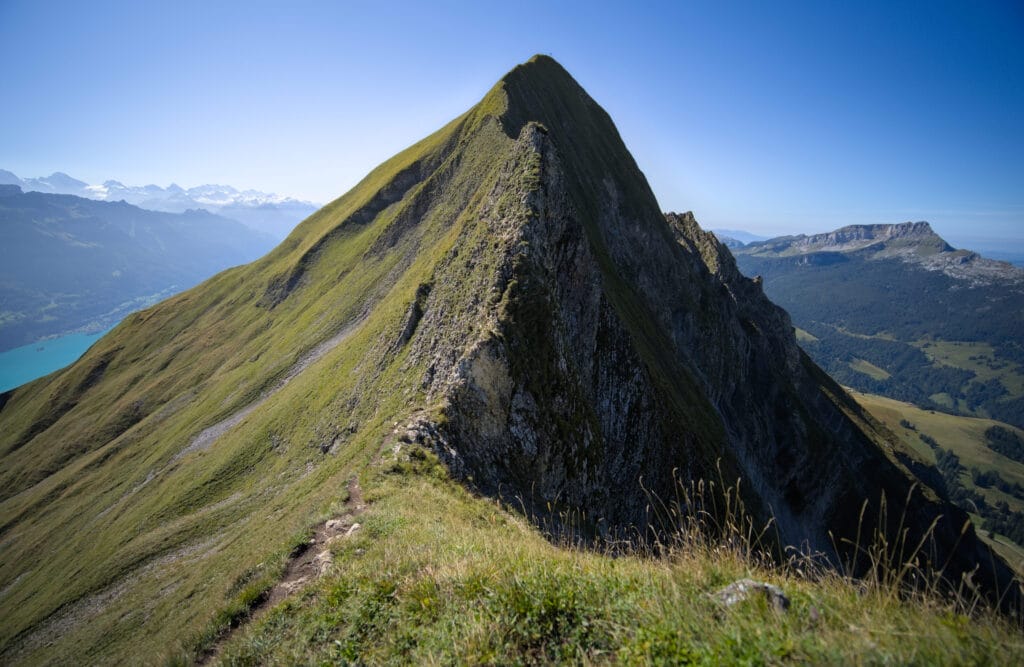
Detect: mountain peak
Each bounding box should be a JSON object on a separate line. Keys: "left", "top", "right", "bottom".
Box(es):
{"left": 498, "top": 54, "right": 574, "bottom": 90}
{"left": 0, "top": 168, "right": 23, "bottom": 185}
{"left": 468, "top": 55, "right": 660, "bottom": 239}
{"left": 743, "top": 221, "right": 952, "bottom": 257}
{"left": 491, "top": 54, "right": 603, "bottom": 139}
{"left": 737, "top": 221, "right": 1024, "bottom": 286}
{"left": 831, "top": 220, "right": 942, "bottom": 243}
{"left": 900, "top": 220, "right": 934, "bottom": 234}
{"left": 40, "top": 172, "right": 87, "bottom": 188}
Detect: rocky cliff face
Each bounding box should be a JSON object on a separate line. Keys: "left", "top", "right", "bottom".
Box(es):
{"left": 792, "top": 221, "right": 943, "bottom": 252}
{"left": 351, "top": 57, "right": 1016, "bottom": 600}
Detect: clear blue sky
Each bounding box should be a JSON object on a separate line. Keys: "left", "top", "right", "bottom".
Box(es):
{"left": 1, "top": 1, "right": 1021, "bottom": 250}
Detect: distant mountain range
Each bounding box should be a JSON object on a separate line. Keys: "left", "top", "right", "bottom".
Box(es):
{"left": 0, "top": 169, "right": 318, "bottom": 240}
{"left": 732, "top": 222, "right": 1024, "bottom": 428}
{"left": 717, "top": 225, "right": 1024, "bottom": 268}
{"left": 0, "top": 185, "right": 276, "bottom": 351}
{"left": 739, "top": 222, "right": 1023, "bottom": 286}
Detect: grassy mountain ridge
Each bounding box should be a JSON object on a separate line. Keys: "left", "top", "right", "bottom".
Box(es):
{"left": 1, "top": 56, "right": 1020, "bottom": 664}
{"left": 0, "top": 58, "right": 544, "bottom": 663}
{"left": 206, "top": 451, "right": 1024, "bottom": 665}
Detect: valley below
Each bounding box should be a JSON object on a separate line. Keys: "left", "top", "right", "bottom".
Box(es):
{"left": 852, "top": 390, "right": 1024, "bottom": 571}
{"left": 732, "top": 223, "right": 1024, "bottom": 430}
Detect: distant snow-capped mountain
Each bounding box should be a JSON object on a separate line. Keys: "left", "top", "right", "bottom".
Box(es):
{"left": 0, "top": 170, "right": 92, "bottom": 197}
{"left": 0, "top": 170, "right": 319, "bottom": 240}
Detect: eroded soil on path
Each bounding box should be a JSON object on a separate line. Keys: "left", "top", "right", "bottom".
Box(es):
{"left": 198, "top": 476, "right": 367, "bottom": 665}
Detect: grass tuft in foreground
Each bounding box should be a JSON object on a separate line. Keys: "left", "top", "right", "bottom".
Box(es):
{"left": 198, "top": 447, "right": 1024, "bottom": 665}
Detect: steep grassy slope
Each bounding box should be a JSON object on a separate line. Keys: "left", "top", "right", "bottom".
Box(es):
{"left": 0, "top": 56, "right": 1020, "bottom": 664}
{"left": 0, "top": 81, "right": 508, "bottom": 664}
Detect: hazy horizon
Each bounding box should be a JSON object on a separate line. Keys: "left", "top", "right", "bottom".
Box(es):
{"left": 2, "top": 1, "right": 1021, "bottom": 249}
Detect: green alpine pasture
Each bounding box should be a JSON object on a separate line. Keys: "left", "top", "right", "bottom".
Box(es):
{"left": 854, "top": 390, "right": 1024, "bottom": 570}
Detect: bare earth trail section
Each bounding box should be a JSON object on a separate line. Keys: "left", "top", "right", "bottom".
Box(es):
{"left": 176, "top": 320, "right": 364, "bottom": 462}
{"left": 198, "top": 477, "right": 367, "bottom": 665}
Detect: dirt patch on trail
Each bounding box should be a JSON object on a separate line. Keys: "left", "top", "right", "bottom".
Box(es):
{"left": 198, "top": 477, "right": 367, "bottom": 665}
{"left": 264, "top": 477, "right": 366, "bottom": 608}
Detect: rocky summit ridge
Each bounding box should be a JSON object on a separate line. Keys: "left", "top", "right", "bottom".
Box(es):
{"left": 0, "top": 56, "right": 1018, "bottom": 662}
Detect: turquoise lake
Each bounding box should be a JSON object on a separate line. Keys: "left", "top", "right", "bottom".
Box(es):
{"left": 0, "top": 328, "right": 114, "bottom": 393}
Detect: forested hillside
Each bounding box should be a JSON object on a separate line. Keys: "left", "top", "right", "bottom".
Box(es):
{"left": 733, "top": 224, "right": 1024, "bottom": 428}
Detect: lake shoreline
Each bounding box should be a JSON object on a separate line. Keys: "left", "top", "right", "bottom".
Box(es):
{"left": 0, "top": 327, "right": 115, "bottom": 393}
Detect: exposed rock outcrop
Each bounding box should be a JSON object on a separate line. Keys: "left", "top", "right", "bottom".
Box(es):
{"left": 712, "top": 579, "right": 791, "bottom": 612}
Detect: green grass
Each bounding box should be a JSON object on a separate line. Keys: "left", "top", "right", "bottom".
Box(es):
{"left": 852, "top": 389, "right": 1024, "bottom": 571}
{"left": 849, "top": 358, "right": 891, "bottom": 381}
{"left": 832, "top": 325, "right": 897, "bottom": 341}
{"left": 207, "top": 452, "right": 1024, "bottom": 665}
{"left": 917, "top": 339, "right": 1024, "bottom": 397}
{"left": 0, "top": 73, "right": 513, "bottom": 664}
{"left": 0, "top": 57, "right": 589, "bottom": 664}
{"left": 851, "top": 390, "right": 1024, "bottom": 491}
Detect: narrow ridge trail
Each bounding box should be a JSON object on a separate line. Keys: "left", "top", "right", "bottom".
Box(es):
{"left": 198, "top": 477, "right": 367, "bottom": 665}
